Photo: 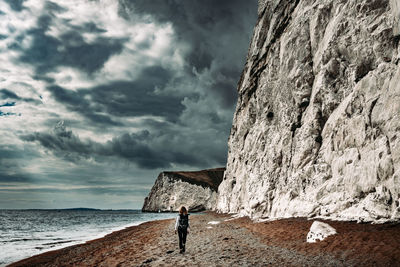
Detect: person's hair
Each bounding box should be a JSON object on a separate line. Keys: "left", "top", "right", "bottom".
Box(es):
{"left": 179, "top": 206, "right": 188, "bottom": 215}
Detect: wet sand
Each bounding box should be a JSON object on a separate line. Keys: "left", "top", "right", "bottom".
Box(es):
{"left": 9, "top": 212, "right": 400, "bottom": 267}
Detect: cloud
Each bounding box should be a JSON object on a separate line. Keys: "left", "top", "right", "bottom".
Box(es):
{"left": 0, "top": 101, "right": 15, "bottom": 107}
{"left": 0, "top": 0, "right": 257, "bottom": 209}
{"left": 0, "top": 146, "right": 34, "bottom": 183}
{"left": 18, "top": 14, "right": 126, "bottom": 75}
{"left": 0, "top": 88, "right": 42, "bottom": 104}
{"left": 119, "top": 0, "right": 257, "bottom": 108}
{"left": 3, "top": 0, "right": 26, "bottom": 12}
{"left": 40, "top": 68, "right": 186, "bottom": 127}
{"left": 46, "top": 66, "right": 185, "bottom": 123}
{"left": 21, "top": 121, "right": 223, "bottom": 169}
{"left": 0, "top": 101, "right": 19, "bottom": 116}
{"left": 0, "top": 173, "right": 30, "bottom": 182}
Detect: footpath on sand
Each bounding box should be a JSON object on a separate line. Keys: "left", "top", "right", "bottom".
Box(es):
{"left": 10, "top": 212, "right": 400, "bottom": 267}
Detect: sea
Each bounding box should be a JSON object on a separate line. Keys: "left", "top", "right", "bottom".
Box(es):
{"left": 0, "top": 209, "right": 177, "bottom": 266}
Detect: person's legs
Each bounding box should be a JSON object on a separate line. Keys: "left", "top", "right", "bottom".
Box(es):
{"left": 178, "top": 228, "right": 183, "bottom": 250}
{"left": 182, "top": 228, "right": 187, "bottom": 252}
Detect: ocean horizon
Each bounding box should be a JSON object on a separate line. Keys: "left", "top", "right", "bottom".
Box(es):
{"left": 0, "top": 209, "right": 177, "bottom": 266}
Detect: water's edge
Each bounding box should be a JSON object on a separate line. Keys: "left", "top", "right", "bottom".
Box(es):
{"left": 0, "top": 210, "right": 178, "bottom": 266}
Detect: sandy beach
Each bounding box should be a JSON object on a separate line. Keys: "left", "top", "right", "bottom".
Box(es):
{"left": 9, "top": 212, "right": 400, "bottom": 267}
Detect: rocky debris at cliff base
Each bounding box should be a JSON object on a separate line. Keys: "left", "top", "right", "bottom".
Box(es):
{"left": 307, "top": 221, "right": 337, "bottom": 243}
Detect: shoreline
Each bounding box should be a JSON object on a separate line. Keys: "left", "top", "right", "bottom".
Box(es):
{"left": 1, "top": 211, "right": 178, "bottom": 266}
{"left": 9, "top": 212, "right": 400, "bottom": 266}
{"left": 8, "top": 217, "right": 174, "bottom": 267}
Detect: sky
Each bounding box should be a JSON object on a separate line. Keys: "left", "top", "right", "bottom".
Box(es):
{"left": 0, "top": 0, "right": 257, "bottom": 209}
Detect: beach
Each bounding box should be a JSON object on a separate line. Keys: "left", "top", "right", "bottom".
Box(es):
{"left": 9, "top": 212, "right": 400, "bottom": 267}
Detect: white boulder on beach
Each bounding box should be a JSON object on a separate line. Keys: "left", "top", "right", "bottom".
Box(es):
{"left": 307, "top": 221, "right": 337, "bottom": 243}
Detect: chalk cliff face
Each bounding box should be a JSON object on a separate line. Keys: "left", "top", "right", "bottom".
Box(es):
{"left": 142, "top": 168, "right": 224, "bottom": 212}
{"left": 217, "top": 0, "right": 400, "bottom": 222}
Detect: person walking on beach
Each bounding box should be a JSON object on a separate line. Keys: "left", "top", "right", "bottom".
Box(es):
{"left": 175, "top": 206, "right": 189, "bottom": 253}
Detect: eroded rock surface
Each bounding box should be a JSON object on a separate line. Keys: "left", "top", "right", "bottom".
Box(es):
{"left": 143, "top": 168, "right": 224, "bottom": 212}
{"left": 217, "top": 0, "right": 400, "bottom": 222}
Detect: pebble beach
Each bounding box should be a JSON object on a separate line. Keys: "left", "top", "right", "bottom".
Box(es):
{"left": 9, "top": 212, "right": 400, "bottom": 267}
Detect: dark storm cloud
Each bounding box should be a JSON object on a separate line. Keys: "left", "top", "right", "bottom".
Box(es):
{"left": 0, "top": 102, "right": 16, "bottom": 107}
{"left": 0, "top": 89, "right": 42, "bottom": 104}
{"left": 70, "top": 22, "right": 107, "bottom": 34}
{"left": 19, "top": 26, "right": 125, "bottom": 75}
{"left": 119, "top": 0, "right": 257, "bottom": 108}
{"left": 4, "top": 0, "right": 26, "bottom": 12}
{"left": 0, "top": 100, "right": 19, "bottom": 116}
{"left": 20, "top": 121, "right": 224, "bottom": 169}
{"left": 0, "top": 173, "right": 31, "bottom": 183}
{"left": 47, "top": 85, "right": 122, "bottom": 126}
{"left": 19, "top": 123, "right": 164, "bottom": 168}
{"left": 0, "top": 111, "right": 19, "bottom": 116}
{"left": 14, "top": 4, "right": 126, "bottom": 76}
{"left": 44, "top": 1, "right": 67, "bottom": 13}
{"left": 0, "top": 1, "right": 258, "bottom": 209}
{"left": 0, "top": 147, "right": 33, "bottom": 183}
{"left": 85, "top": 66, "right": 183, "bottom": 119}
{"left": 12, "top": 0, "right": 257, "bottom": 167}
{"left": 10, "top": 0, "right": 256, "bottom": 127}
{"left": 46, "top": 65, "right": 185, "bottom": 125}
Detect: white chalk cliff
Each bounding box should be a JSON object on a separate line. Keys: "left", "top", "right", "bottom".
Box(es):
{"left": 217, "top": 0, "right": 400, "bottom": 223}
{"left": 142, "top": 168, "right": 224, "bottom": 212}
